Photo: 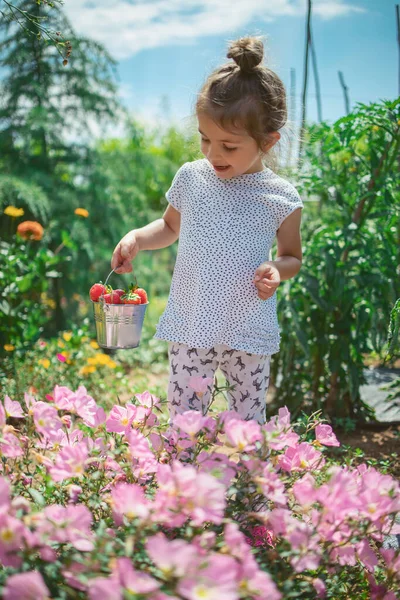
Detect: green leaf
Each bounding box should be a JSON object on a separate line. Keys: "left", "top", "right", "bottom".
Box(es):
{"left": 28, "top": 488, "right": 45, "bottom": 507}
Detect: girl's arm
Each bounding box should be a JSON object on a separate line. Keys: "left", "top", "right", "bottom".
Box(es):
{"left": 111, "top": 205, "right": 181, "bottom": 273}
{"left": 254, "top": 208, "right": 302, "bottom": 299}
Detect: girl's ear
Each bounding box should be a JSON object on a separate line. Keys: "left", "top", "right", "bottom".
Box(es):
{"left": 261, "top": 131, "right": 281, "bottom": 153}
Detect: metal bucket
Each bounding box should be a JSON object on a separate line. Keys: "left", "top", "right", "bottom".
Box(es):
{"left": 92, "top": 268, "right": 148, "bottom": 350}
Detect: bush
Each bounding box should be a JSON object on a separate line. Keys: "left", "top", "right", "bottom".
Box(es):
{"left": 0, "top": 383, "right": 398, "bottom": 599}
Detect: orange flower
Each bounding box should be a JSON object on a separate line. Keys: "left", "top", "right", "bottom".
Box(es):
{"left": 74, "top": 208, "right": 89, "bottom": 218}
{"left": 17, "top": 221, "right": 44, "bottom": 241}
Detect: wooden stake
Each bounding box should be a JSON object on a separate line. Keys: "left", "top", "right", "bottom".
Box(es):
{"left": 310, "top": 31, "right": 323, "bottom": 122}
{"left": 287, "top": 67, "right": 296, "bottom": 167}
{"left": 338, "top": 70, "right": 350, "bottom": 115}
{"left": 298, "top": 0, "right": 312, "bottom": 162}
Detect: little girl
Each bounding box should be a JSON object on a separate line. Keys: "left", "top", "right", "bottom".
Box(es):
{"left": 111, "top": 36, "right": 303, "bottom": 425}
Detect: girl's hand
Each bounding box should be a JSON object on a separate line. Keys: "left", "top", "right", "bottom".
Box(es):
{"left": 253, "top": 262, "right": 280, "bottom": 300}
{"left": 111, "top": 231, "right": 140, "bottom": 273}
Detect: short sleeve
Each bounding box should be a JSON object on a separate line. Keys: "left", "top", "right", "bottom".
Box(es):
{"left": 165, "top": 162, "right": 190, "bottom": 213}
{"left": 276, "top": 183, "right": 303, "bottom": 229}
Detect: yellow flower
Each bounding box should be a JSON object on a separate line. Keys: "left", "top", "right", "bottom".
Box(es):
{"left": 90, "top": 340, "right": 99, "bottom": 349}
{"left": 58, "top": 340, "right": 65, "bottom": 348}
{"left": 41, "top": 293, "right": 56, "bottom": 310}
{"left": 87, "top": 357, "right": 98, "bottom": 366}
{"left": 80, "top": 365, "right": 96, "bottom": 375}
{"left": 95, "top": 353, "right": 110, "bottom": 365}
{"left": 38, "top": 358, "right": 50, "bottom": 369}
{"left": 4, "top": 206, "right": 24, "bottom": 218}
{"left": 74, "top": 208, "right": 89, "bottom": 218}
{"left": 372, "top": 125, "right": 379, "bottom": 132}
{"left": 63, "top": 331, "right": 73, "bottom": 342}
{"left": 106, "top": 359, "right": 117, "bottom": 369}
{"left": 4, "top": 344, "right": 15, "bottom": 352}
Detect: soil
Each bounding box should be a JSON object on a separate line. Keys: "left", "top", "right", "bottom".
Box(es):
{"left": 336, "top": 424, "right": 400, "bottom": 478}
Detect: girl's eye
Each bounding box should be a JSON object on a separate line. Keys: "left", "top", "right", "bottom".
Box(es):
{"left": 223, "top": 146, "right": 237, "bottom": 152}
{"left": 201, "top": 138, "right": 209, "bottom": 143}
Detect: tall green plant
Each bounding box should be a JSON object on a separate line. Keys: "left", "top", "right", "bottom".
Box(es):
{"left": 0, "top": 0, "right": 120, "bottom": 328}
{"left": 272, "top": 99, "right": 400, "bottom": 422}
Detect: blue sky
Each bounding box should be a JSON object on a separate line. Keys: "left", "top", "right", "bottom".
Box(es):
{"left": 65, "top": 0, "right": 397, "bottom": 130}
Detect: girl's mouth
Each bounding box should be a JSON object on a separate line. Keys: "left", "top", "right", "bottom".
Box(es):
{"left": 214, "top": 165, "right": 230, "bottom": 172}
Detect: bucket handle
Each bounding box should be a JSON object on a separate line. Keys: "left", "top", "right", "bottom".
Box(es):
{"left": 100, "top": 266, "right": 138, "bottom": 311}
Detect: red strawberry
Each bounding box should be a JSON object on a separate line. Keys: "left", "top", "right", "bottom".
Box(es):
{"left": 135, "top": 288, "right": 148, "bottom": 304}
{"left": 113, "top": 288, "right": 126, "bottom": 300}
{"left": 122, "top": 292, "right": 141, "bottom": 305}
{"left": 104, "top": 291, "right": 122, "bottom": 304}
{"left": 89, "top": 283, "right": 105, "bottom": 302}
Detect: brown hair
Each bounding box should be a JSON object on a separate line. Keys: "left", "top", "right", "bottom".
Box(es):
{"left": 196, "top": 36, "right": 287, "bottom": 162}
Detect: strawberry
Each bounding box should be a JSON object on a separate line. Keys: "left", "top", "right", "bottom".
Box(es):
{"left": 134, "top": 288, "right": 148, "bottom": 304}
{"left": 113, "top": 288, "right": 126, "bottom": 300}
{"left": 122, "top": 292, "right": 141, "bottom": 304}
{"left": 104, "top": 291, "right": 122, "bottom": 304}
{"left": 89, "top": 283, "right": 105, "bottom": 302}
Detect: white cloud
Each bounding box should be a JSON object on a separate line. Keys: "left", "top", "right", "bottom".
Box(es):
{"left": 64, "top": 0, "right": 365, "bottom": 59}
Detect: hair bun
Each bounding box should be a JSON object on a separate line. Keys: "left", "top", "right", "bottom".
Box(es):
{"left": 227, "top": 37, "right": 264, "bottom": 73}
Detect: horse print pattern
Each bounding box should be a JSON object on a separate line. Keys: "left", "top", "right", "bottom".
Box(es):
{"left": 167, "top": 342, "right": 271, "bottom": 424}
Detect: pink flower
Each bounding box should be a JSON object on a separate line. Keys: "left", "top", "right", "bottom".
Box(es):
{"left": 245, "top": 525, "right": 275, "bottom": 548}
{"left": 57, "top": 353, "right": 66, "bottom": 362}
{"left": 0, "top": 478, "right": 11, "bottom": 514}
{"left": 292, "top": 473, "right": 317, "bottom": 506}
{"left": 114, "top": 557, "right": 160, "bottom": 594}
{"left": 33, "top": 401, "right": 63, "bottom": 440}
{"left": 4, "top": 396, "right": 24, "bottom": 418}
{"left": 263, "top": 407, "right": 299, "bottom": 450}
{"left": 0, "top": 514, "right": 27, "bottom": 567}
{"left": 315, "top": 424, "right": 340, "bottom": 447}
{"left": 3, "top": 571, "right": 50, "bottom": 600}
{"left": 72, "top": 386, "right": 103, "bottom": 427}
{"left": 246, "top": 569, "right": 282, "bottom": 600}
{"left": 0, "top": 401, "right": 5, "bottom": 426}
{"left": 111, "top": 483, "right": 150, "bottom": 526}
{"left": 278, "top": 442, "right": 325, "bottom": 472}
{"left": 154, "top": 461, "right": 226, "bottom": 527}
{"left": 88, "top": 576, "right": 121, "bottom": 600}
{"left": 0, "top": 432, "right": 23, "bottom": 458}
{"left": 49, "top": 441, "right": 89, "bottom": 482}
{"left": 174, "top": 410, "right": 210, "bottom": 437}
{"left": 68, "top": 484, "right": 83, "bottom": 503}
{"left": 106, "top": 404, "right": 137, "bottom": 434}
{"left": 53, "top": 385, "right": 76, "bottom": 410}
{"left": 254, "top": 465, "right": 287, "bottom": 506}
{"left": 356, "top": 538, "right": 378, "bottom": 572}
{"left": 224, "top": 418, "right": 262, "bottom": 452}
{"left": 381, "top": 548, "right": 400, "bottom": 579}
{"left": 197, "top": 451, "right": 237, "bottom": 487}
{"left": 188, "top": 376, "right": 213, "bottom": 396}
{"left": 37, "top": 504, "right": 93, "bottom": 551}
{"left": 313, "top": 578, "right": 326, "bottom": 598}
{"left": 135, "top": 391, "right": 161, "bottom": 409}
{"left": 367, "top": 574, "right": 397, "bottom": 600}
{"left": 146, "top": 533, "right": 198, "bottom": 577}
{"left": 177, "top": 554, "right": 240, "bottom": 600}
{"left": 127, "top": 429, "right": 155, "bottom": 461}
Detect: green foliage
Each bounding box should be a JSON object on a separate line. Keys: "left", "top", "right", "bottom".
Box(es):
{"left": 0, "top": 175, "right": 51, "bottom": 231}
{"left": 0, "top": 236, "right": 65, "bottom": 356}
{"left": 271, "top": 99, "right": 400, "bottom": 422}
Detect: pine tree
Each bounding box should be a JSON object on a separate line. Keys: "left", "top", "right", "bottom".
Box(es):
{"left": 0, "top": 0, "right": 121, "bottom": 328}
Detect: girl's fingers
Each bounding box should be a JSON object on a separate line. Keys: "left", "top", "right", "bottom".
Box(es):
{"left": 255, "top": 279, "right": 279, "bottom": 293}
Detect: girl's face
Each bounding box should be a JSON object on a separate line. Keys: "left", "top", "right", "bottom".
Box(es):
{"left": 198, "top": 113, "right": 279, "bottom": 179}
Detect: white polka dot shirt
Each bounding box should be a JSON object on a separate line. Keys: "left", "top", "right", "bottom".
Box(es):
{"left": 154, "top": 159, "right": 303, "bottom": 355}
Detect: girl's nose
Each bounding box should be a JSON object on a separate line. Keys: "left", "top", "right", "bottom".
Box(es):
{"left": 207, "top": 146, "right": 222, "bottom": 163}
